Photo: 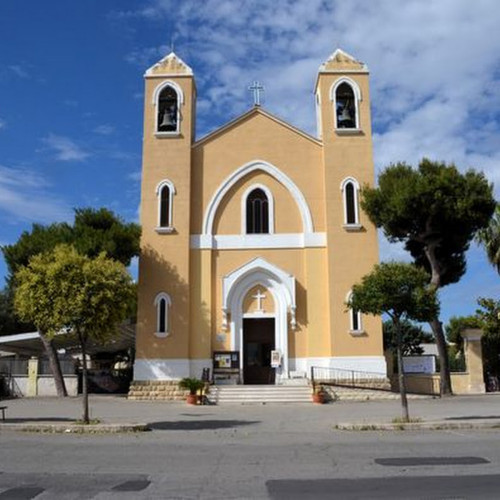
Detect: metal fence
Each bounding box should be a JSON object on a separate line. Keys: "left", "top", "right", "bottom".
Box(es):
{"left": 311, "top": 366, "right": 389, "bottom": 391}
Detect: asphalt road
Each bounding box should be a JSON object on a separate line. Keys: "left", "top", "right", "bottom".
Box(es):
{"left": 1, "top": 421, "right": 500, "bottom": 498}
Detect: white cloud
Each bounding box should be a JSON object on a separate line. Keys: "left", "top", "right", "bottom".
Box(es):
{"left": 93, "top": 124, "right": 115, "bottom": 135}
{"left": 0, "top": 165, "right": 72, "bottom": 223}
{"left": 121, "top": 0, "right": 500, "bottom": 196}
{"left": 42, "top": 133, "right": 91, "bottom": 162}
{"left": 8, "top": 64, "right": 29, "bottom": 78}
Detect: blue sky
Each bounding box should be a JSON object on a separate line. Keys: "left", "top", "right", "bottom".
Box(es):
{"left": 0, "top": 0, "right": 498, "bottom": 327}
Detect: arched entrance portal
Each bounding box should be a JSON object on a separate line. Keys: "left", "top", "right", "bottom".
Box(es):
{"left": 222, "top": 258, "right": 296, "bottom": 384}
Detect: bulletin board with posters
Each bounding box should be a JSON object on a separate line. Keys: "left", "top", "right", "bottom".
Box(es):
{"left": 213, "top": 351, "right": 241, "bottom": 384}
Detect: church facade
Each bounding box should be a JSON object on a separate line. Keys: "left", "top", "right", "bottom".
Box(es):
{"left": 133, "top": 48, "right": 385, "bottom": 384}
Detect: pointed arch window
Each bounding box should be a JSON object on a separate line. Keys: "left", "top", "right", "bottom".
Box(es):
{"left": 243, "top": 186, "right": 274, "bottom": 234}
{"left": 340, "top": 177, "right": 361, "bottom": 230}
{"left": 156, "top": 179, "right": 176, "bottom": 233}
{"left": 158, "top": 86, "right": 178, "bottom": 132}
{"left": 154, "top": 292, "right": 172, "bottom": 337}
{"left": 331, "top": 78, "right": 361, "bottom": 131}
{"left": 152, "top": 81, "right": 184, "bottom": 136}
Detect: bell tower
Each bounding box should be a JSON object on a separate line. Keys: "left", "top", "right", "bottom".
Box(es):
{"left": 316, "top": 49, "right": 384, "bottom": 369}
{"left": 134, "top": 52, "right": 196, "bottom": 380}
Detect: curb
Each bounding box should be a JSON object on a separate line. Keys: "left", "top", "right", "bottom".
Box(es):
{"left": 0, "top": 423, "right": 150, "bottom": 434}
{"left": 334, "top": 420, "right": 500, "bottom": 431}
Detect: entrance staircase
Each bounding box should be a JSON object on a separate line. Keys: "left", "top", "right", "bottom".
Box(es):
{"left": 207, "top": 384, "right": 312, "bottom": 404}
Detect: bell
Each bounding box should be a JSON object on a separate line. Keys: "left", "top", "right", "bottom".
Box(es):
{"left": 159, "top": 109, "right": 176, "bottom": 128}
{"left": 338, "top": 104, "right": 353, "bottom": 123}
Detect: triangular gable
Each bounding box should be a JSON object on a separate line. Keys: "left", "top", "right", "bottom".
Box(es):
{"left": 145, "top": 51, "right": 193, "bottom": 77}
{"left": 319, "top": 48, "right": 368, "bottom": 73}
{"left": 193, "top": 107, "right": 322, "bottom": 148}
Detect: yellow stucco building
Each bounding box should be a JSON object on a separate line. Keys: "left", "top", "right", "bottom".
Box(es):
{"left": 134, "top": 48, "right": 385, "bottom": 385}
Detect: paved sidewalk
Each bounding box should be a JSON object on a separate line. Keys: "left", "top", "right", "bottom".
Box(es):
{"left": 1, "top": 393, "right": 500, "bottom": 432}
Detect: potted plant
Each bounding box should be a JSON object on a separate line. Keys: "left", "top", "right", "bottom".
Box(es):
{"left": 178, "top": 377, "right": 205, "bottom": 405}
{"left": 312, "top": 385, "right": 326, "bottom": 404}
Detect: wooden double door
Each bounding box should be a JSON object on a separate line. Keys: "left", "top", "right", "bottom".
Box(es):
{"left": 243, "top": 318, "right": 275, "bottom": 385}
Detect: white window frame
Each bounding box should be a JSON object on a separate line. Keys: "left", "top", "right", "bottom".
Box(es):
{"left": 346, "top": 291, "right": 364, "bottom": 336}
{"left": 340, "top": 177, "right": 362, "bottom": 230}
{"left": 155, "top": 179, "right": 176, "bottom": 234}
{"left": 330, "top": 77, "right": 362, "bottom": 132}
{"left": 152, "top": 80, "right": 184, "bottom": 137}
{"left": 241, "top": 183, "right": 275, "bottom": 235}
{"left": 315, "top": 91, "right": 322, "bottom": 139}
{"left": 154, "top": 292, "right": 172, "bottom": 338}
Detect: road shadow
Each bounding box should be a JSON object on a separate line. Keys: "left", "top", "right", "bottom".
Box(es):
{"left": 148, "top": 419, "right": 260, "bottom": 430}
{"left": 2, "top": 417, "right": 74, "bottom": 423}
{"left": 445, "top": 415, "right": 500, "bottom": 421}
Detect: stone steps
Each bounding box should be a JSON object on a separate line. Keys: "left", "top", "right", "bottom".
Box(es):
{"left": 207, "top": 385, "right": 312, "bottom": 404}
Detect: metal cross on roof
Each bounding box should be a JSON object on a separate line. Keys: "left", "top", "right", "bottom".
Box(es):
{"left": 248, "top": 81, "right": 265, "bottom": 106}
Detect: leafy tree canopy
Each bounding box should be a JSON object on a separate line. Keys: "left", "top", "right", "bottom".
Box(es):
{"left": 476, "top": 204, "right": 500, "bottom": 275}
{"left": 476, "top": 297, "right": 500, "bottom": 339}
{"left": 383, "top": 319, "right": 433, "bottom": 356}
{"left": 0, "top": 287, "right": 33, "bottom": 336}
{"left": 446, "top": 315, "right": 481, "bottom": 348}
{"left": 349, "top": 262, "right": 439, "bottom": 323}
{"left": 362, "top": 159, "right": 496, "bottom": 287}
{"left": 2, "top": 208, "right": 140, "bottom": 279}
{"left": 14, "top": 245, "right": 135, "bottom": 341}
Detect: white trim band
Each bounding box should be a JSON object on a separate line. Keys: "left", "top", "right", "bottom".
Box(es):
{"left": 190, "top": 232, "right": 327, "bottom": 250}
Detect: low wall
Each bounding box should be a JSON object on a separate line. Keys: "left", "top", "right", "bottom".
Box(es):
{"left": 393, "top": 372, "right": 484, "bottom": 396}
{"left": 9, "top": 375, "right": 78, "bottom": 397}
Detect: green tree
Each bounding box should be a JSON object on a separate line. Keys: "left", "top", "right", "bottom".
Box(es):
{"left": 476, "top": 297, "right": 500, "bottom": 381}
{"left": 14, "top": 245, "right": 135, "bottom": 423}
{"left": 362, "top": 158, "right": 495, "bottom": 395}
{"left": 1, "top": 208, "right": 140, "bottom": 395}
{"left": 349, "top": 262, "right": 439, "bottom": 422}
{"left": 383, "top": 319, "right": 433, "bottom": 356}
{"left": 477, "top": 204, "right": 500, "bottom": 275}
{"left": 446, "top": 315, "right": 481, "bottom": 348}
{"left": 2, "top": 208, "right": 140, "bottom": 278}
{"left": 0, "top": 287, "right": 33, "bottom": 336}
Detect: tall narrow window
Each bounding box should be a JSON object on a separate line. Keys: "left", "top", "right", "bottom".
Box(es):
{"left": 154, "top": 293, "right": 171, "bottom": 337}
{"left": 159, "top": 185, "right": 170, "bottom": 227}
{"left": 347, "top": 291, "right": 363, "bottom": 334}
{"left": 157, "top": 85, "right": 178, "bottom": 133}
{"left": 158, "top": 297, "right": 167, "bottom": 333}
{"left": 335, "top": 82, "right": 356, "bottom": 129}
{"left": 341, "top": 178, "right": 360, "bottom": 228}
{"left": 351, "top": 307, "right": 361, "bottom": 332}
{"left": 156, "top": 179, "right": 176, "bottom": 232}
{"left": 246, "top": 188, "right": 269, "bottom": 234}
{"left": 345, "top": 182, "right": 356, "bottom": 224}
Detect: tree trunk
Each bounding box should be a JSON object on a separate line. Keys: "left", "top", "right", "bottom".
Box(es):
{"left": 395, "top": 318, "right": 410, "bottom": 422}
{"left": 424, "top": 243, "right": 453, "bottom": 396}
{"left": 39, "top": 332, "right": 67, "bottom": 397}
{"left": 78, "top": 331, "right": 89, "bottom": 424}
{"left": 429, "top": 318, "right": 453, "bottom": 396}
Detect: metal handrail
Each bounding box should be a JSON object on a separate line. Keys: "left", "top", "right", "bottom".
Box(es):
{"left": 311, "top": 365, "right": 389, "bottom": 391}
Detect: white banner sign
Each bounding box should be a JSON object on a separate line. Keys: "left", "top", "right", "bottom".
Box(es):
{"left": 403, "top": 355, "right": 436, "bottom": 374}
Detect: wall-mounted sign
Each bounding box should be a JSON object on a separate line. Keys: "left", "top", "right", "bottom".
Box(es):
{"left": 270, "top": 350, "right": 281, "bottom": 368}
{"left": 403, "top": 355, "right": 436, "bottom": 374}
